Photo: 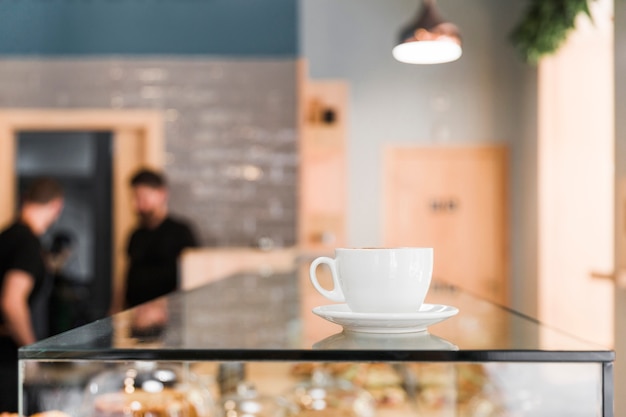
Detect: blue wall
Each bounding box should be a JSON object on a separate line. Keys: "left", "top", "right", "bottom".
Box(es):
{"left": 0, "top": 0, "right": 297, "bottom": 56}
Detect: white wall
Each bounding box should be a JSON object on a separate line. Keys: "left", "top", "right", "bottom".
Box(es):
{"left": 300, "top": 0, "right": 538, "bottom": 313}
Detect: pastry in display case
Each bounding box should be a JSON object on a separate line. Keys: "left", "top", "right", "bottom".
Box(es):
{"left": 289, "top": 363, "right": 403, "bottom": 409}
{"left": 83, "top": 362, "right": 214, "bottom": 417}
{"left": 287, "top": 367, "right": 376, "bottom": 417}
{"left": 217, "top": 382, "right": 295, "bottom": 417}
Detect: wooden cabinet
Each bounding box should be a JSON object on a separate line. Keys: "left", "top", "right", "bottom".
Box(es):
{"left": 298, "top": 78, "right": 348, "bottom": 251}
{"left": 179, "top": 247, "right": 298, "bottom": 290}
{"left": 383, "top": 145, "right": 509, "bottom": 305}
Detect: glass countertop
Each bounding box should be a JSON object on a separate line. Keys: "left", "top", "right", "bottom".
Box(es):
{"left": 20, "top": 268, "right": 614, "bottom": 362}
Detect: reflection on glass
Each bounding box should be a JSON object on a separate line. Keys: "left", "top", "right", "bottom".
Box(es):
{"left": 313, "top": 331, "right": 458, "bottom": 351}
{"left": 129, "top": 298, "right": 170, "bottom": 343}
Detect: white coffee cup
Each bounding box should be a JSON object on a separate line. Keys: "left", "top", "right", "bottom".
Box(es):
{"left": 309, "top": 247, "right": 433, "bottom": 314}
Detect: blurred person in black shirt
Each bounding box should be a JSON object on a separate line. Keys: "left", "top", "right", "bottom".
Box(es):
{"left": 46, "top": 231, "right": 92, "bottom": 335}
{"left": 111, "top": 168, "right": 197, "bottom": 313}
{"left": 0, "top": 178, "right": 64, "bottom": 412}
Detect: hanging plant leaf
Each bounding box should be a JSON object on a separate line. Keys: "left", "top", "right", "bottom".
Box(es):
{"left": 510, "top": 0, "right": 595, "bottom": 64}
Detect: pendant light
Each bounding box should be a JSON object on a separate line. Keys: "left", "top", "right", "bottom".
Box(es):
{"left": 392, "top": 0, "right": 462, "bottom": 64}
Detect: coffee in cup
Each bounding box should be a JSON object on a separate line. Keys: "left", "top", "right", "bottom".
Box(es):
{"left": 309, "top": 247, "right": 433, "bottom": 314}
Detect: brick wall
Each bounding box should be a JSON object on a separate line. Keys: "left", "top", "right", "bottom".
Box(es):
{"left": 0, "top": 58, "right": 298, "bottom": 247}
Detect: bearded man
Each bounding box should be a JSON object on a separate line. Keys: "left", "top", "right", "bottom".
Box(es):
{"left": 112, "top": 169, "right": 197, "bottom": 312}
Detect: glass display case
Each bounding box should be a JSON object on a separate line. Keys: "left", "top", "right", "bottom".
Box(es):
{"left": 19, "top": 268, "right": 614, "bottom": 417}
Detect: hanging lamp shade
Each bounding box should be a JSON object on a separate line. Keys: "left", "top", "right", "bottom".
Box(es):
{"left": 392, "top": 0, "right": 462, "bottom": 64}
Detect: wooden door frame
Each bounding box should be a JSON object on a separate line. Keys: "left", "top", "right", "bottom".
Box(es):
{"left": 0, "top": 109, "right": 164, "bottom": 311}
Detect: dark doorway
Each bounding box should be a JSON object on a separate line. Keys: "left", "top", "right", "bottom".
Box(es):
{"left": 17, "top": 131, "right": 112, "bottom": 336}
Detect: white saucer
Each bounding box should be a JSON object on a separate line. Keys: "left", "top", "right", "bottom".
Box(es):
{"left": 312, "top": 303, "right": 459, "bottom": 334}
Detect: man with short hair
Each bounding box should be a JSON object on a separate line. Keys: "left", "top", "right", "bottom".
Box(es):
{"left": 111, "top": 168, "right": 197, "bottom": 312}
{"left": 0, "top": 178, "right": 64, "bottom": 412}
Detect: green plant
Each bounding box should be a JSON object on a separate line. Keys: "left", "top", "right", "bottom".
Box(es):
{"left": 510, "top": 0, "right": 596, "bottom": 64}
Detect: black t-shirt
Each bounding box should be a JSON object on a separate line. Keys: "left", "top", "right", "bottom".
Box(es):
{"left": 0, "top": 222, "right": 46, "bottom": 327}
{"left": 125, "top": 217, "right": 197, "bottom": 307}
{"left": 0, "top": 223, "right": 48, "bottom": 412}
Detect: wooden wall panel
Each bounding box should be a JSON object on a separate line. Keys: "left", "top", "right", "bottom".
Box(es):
{"left": 298, "top": 80, "right": 348, "bottom": 252}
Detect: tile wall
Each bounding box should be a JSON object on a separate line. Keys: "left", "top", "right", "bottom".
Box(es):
{"left": 0, "top": 58, "right": 298, "bottom": 247}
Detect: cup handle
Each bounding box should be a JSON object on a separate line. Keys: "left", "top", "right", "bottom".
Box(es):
{"left": 309, "top": 257, "right": 345, "bottom": 302}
